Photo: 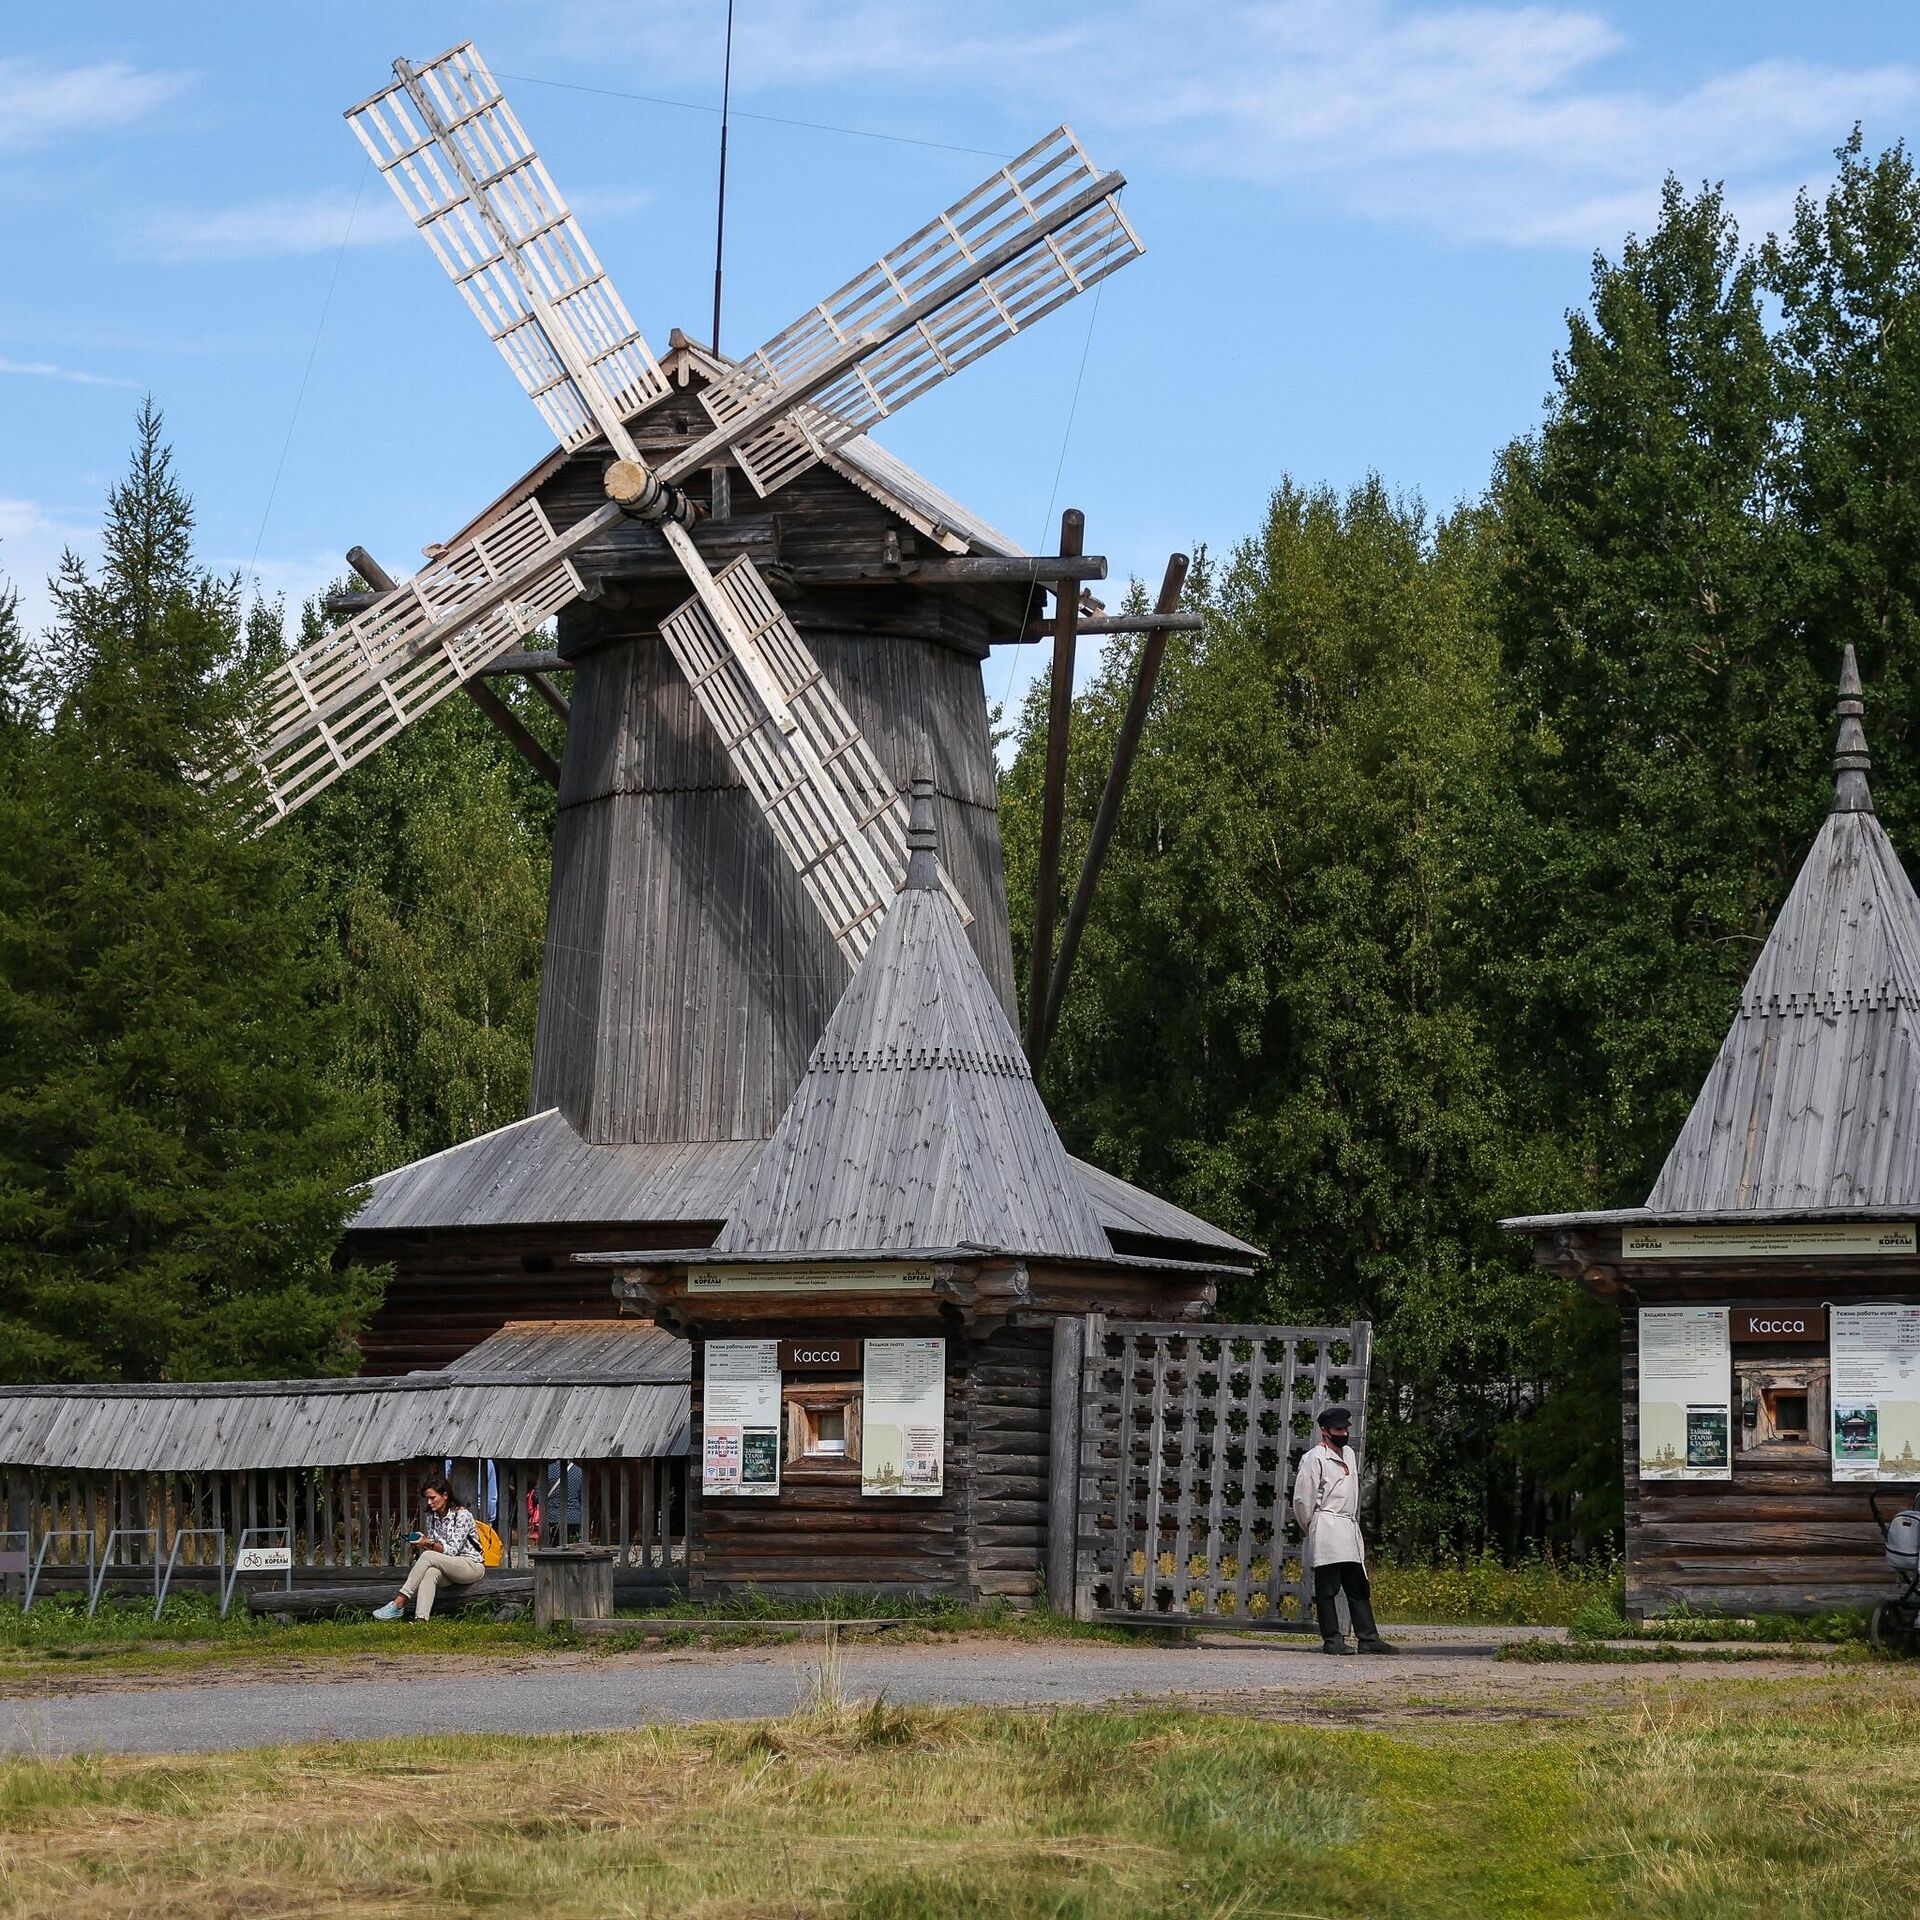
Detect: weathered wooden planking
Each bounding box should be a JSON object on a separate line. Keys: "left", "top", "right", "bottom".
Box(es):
{"left": 686, "top": 1330, "right": 975, "bottom": 1599}
{"left": 533, "top": 619, "right": 1014, "bottom": 1148}
{"left": 1618, "top": 1310, "right": 1904, "bottom": 1616}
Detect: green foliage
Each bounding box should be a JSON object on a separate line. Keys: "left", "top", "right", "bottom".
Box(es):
{"left": 1008, "top": 139, "right": 1920, "bottom": 1558}
{"left": 278, "top": 608, "right": 556, "bottom": 1174}
{"left": 1369, "top": 1549, "right": 1623, "bottom": 1627}
{"left": 0, "top": 404, "right": 377, "bottom": 1382}
{"left": 1006, "top": 482, "right": 1597, "bottom": 1552}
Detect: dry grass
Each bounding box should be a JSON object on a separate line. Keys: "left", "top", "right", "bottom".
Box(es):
{"left": 3, "top": 1677, "right": 1919, "bottom": 1916}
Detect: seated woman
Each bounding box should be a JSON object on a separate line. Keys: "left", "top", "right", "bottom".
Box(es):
{"left": 373, "top": 1477, "right": 486, "bottom": 1621}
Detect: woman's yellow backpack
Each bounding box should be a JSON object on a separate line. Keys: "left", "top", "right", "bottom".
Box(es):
{"left": 474, "top": 1521, "right": 504, "bottom": 1569}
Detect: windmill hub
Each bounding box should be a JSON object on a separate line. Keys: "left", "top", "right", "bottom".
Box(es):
{"left": 603, "top": 459, "right": 701, "bottom": 530}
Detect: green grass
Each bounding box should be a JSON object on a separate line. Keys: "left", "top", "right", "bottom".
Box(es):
{"left": 0, "top": 1591, "right": 1132, "bottom": 1679}
{"left": 5, "top": 1679, "right": 1920, "bottom": 1916}
{"left": 1369, "top": 1547, "right": 1622, "bottom": 1625}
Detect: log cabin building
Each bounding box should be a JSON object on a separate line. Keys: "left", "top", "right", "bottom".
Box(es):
{"left": 343, "top": 336, "right": 1254, "bottom": 1376}
{"left": 584, "top": 783, "right": 1258, "bottom": 1603}
{"left": 1506, "top": 651, "right": 1920, "bottom": 1616}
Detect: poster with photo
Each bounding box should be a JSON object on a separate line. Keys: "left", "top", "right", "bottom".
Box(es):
{"left": 1829, "top": 1305, "right": 1920, "bottom": 1481}
{"left": 703, "top": 1339, "right": 781, "bottom": 1497}
{"left": 862, "top": 1338, "right": 945, "bottom": 1497}
{"left": 1638, "top": 1308, "right": 1732, "bottom": 1480}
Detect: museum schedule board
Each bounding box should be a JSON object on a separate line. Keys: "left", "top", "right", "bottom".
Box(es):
{"left": 1638, "top": 1307, "right": 1733, "bottom": 1479}
{"left": 1828, "top": 1304, "right": 1920, "bottom": 1481}
{"left": 703, "top": 1339, "right": 782, "bottom": 1496}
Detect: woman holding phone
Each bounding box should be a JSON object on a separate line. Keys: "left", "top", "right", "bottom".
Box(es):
{"left": 373, "top": 1477, "right": 486, "bottom": 1620}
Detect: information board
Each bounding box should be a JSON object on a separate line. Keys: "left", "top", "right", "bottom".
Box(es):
{"left": 704, "top": 1339, "right": 782, "bottom": 1497}
{"left": 862, "top": 1338, "right": 945, "bottom": 1497}
{"left": 1638, "top": 1307, "right": 1732, "bottom": 1480}
{"left": 1829, "top": 1304, "right": 1920, "bottom": 1481}
{"left": 234, "top": 1544, "right": 293, "bottom": 1572}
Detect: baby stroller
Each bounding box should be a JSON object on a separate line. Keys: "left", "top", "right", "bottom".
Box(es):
{"left": 1869, "top": 1489, "right": 1920, "bottom": 1653}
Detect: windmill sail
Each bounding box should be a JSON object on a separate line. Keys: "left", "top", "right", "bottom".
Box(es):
{"left": 687, "top": 128, "right": 1142, "bottom": 499}
{"left": 244, "top": 497, "right": 585, "bottom": 822}
{"left": 241, "top": 44, "right": 1147, "bottom": 973}
{"left": 346, "top": 42, "right": 666, "bottom": 454}
{"left": 660, "top": 554, "right": 973, "bottom": 964}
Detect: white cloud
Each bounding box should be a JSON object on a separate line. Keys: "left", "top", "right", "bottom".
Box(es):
{"left": 0, "top": 356, "right": 141, "bottom": 390}
{"left": 1097, "top": 7, "right": 1918, "bottom": 246}
{"left": 0, "top": 54, "right": 189, "bottom": 153}
{"left": 0, "top": 497, "right": 95, "bottom": 649}
{"left": 219, "top": 549, "right": 353, "bottom": 621}
{"left": 144, "top": 182, "right": 654, "bottom": 263}
{"left": 144, "top": 190, "right": 413, "bottom": 263}
{"left": 543, "top": 0, "right": 1919, "bottom": 251}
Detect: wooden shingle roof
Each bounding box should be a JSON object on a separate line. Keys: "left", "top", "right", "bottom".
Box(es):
{"left": 1506, "top": 649, "right": 1920, "bottom": 1233}
{"left": 1646, "top": 650, "right": 1920, "bottom": 1214}
{"left": 713, "top": 781, "right": 1114, "bottom": 1260}
{"left": 0, "top": 1321, "right": 690, "bottom": 1472}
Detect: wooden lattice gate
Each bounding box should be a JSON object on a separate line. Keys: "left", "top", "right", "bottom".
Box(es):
{"left": 1054, "top": 1315, "right": 1372, "bottom": 1629}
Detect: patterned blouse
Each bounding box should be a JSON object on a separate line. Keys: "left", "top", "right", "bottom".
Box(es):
{"left": 425, "top": 1506, "right": 482, "bottom": 1561}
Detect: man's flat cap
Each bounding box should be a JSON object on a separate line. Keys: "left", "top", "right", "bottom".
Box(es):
{"left": 1318, "top": 1405, "right": 1352, "bottom": 1428}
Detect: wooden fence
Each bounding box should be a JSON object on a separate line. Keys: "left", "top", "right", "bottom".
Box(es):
{"left": 1068, "top": 1317, "right": 1371, "bottom": 1628}
{"left": 1, "top": 1457, "right": 686, "bottom": 1586}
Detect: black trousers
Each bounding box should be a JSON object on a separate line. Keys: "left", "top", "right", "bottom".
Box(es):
{"left": 1313, "top": 1560, "right": 1382, "bottom": 1645}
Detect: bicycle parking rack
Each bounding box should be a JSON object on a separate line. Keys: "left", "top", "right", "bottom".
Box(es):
{"left": 0, "top": 1529, "right": 27, "bottom": 1602}
{"left": 23, "top": 1529, "right": 96, "bottom": 1611}
{"left": 88, "top": 1528, "right": 161, "bottom": 1617}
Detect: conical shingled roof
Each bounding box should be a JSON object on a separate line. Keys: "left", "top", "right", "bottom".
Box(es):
{"left": 1647, "top": 648, "right": 1920, "bottom": 1213}
{"left": 714, "top": 780, "right": 1112, "bottom": 1259}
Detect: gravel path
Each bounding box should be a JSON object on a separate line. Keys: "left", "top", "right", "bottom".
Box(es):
{"left": 0, "top": 1627, "right": 1868, "bottom": 1758}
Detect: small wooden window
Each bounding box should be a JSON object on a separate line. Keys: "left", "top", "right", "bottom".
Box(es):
{"left": 1738, "top": 1362, "right": 1828, "bottom": 1457}
{"left": 784, "top": 1384, "right": 862, "bottom": 1471}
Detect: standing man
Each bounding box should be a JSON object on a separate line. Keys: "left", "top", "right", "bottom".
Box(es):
{"left": 1292, "top": 1406, "right": 1395, "bottom": 1656}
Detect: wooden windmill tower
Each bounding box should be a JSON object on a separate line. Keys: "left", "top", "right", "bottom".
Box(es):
{"left": 237, "top": 44, "right": 1254, "bottom": 1366}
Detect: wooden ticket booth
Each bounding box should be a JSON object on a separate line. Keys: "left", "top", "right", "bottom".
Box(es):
{"left": 585, "top": 787, "right": 1254, "bottom": 1602}
{"left": 1507, "top": 654, "right": 1920, "bottom": 1615}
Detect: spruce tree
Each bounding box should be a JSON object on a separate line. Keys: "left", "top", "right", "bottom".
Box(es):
{"left": 1489, "top": 178, "right": 1801, "bottom": 1200}
{"left": 1767, "top": 130, "right": 1920, "bottom": 847}
{"left": 280, "top": 591, "right": 555, "bottom": 1172}
{"left": 0, "top": 403, "right": 377, "bottom": 1383}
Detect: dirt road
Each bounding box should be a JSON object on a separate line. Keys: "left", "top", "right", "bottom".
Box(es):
{"left": 0, "top": 1627, "right": 1877, "bottom": 1757}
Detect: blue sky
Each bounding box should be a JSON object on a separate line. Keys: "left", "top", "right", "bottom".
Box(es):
{"left": 3, "top": 1, "right": 1916, "bottom": 720}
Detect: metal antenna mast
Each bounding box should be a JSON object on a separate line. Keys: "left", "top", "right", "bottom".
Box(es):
{"left": 711, "top": 0, "right": 735, "bottom": 354}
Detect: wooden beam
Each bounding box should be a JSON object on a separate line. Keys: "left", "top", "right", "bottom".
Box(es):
{"left": 991, "top": 610, "right": 1204, "bottom": 646}
{"left": 1026, "top": 509, "right": 1082, "bottom": 1064}
{"left": 477, "top": 650, "right": 569, "bottom": 678}
{"left": 1038, "top": 553, "right": 1191, "bottom": 1063}
{"left": 348, "top": 548, "right": 559, "bottom": 789}
{"left": 906, "top": 554, "right": 1106, "bottom": 585}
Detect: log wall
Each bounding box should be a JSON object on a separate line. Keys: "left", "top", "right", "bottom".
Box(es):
{"left": 686, "top": 1324, "right": 1054, "bottom": 1603}
{"left": 352, "top": 1223, "right": 702, "bottom": 1374}
{"left": 1620, "top": 1298, "right": 1892, "bottom": 1616}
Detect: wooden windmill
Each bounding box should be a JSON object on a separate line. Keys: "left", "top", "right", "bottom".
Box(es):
{"left": 247, "top": 44, "right": 1135, "bottom": 936}
{"left": 250, "top": 44, "right": 1249, "bottom": 1368}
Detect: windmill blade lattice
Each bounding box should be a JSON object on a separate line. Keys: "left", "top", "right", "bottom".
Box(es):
{"left": 346, "top": 42, "right": 667, "bottom": 453}
{"left": 233, "top": 43, "right": 1143, "bottom": 970}
{"left": 660, "top": 555, "right": 973, "bottom": 961}
{"left": 245, "top": 497, "right": 582, "bottom": 822}
{"left": 693, "top": 128, "right": 1142, "bottom": 499}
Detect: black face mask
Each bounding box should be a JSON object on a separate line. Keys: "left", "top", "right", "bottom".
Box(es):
{"left": 1323, "top": 1431, "right": 1349, "bottom": 1446}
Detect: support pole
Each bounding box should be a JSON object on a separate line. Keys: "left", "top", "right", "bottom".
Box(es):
{"left": 348, "top": 547, "right": 560, "bottom": 788}
{"left": 1025, "top": 508, "right": 1083, "bottom": 1064}
{"left": 1039, "top": 552, "right": 1190, "bottom": 1060}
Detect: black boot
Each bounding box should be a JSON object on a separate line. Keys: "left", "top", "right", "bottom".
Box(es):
{"left": 1320, "top": 1637, "right": 1355, "bottom": 1655}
